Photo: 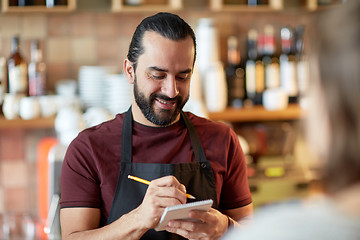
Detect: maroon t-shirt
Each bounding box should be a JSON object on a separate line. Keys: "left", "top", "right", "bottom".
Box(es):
{"left": 60, "top": 112, "right": 252, "bottom": 226}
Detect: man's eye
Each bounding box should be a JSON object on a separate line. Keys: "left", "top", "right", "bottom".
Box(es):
{"left": 151, "top": 74, "right": 165, "bottom": 80}
{"left": 176, "top": 74, "right": 190, "bottom": 81}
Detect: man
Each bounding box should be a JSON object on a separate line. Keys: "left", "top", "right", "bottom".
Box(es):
{"left": 60, "top": 12, "right": 253, "bottom": 240}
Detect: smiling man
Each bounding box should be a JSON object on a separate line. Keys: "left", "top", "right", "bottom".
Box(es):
{"left": 130, "top": 30, "right": 193, "bottom": 127}
{"left": 60, "top": 12, "right": 253, "bottom": 240}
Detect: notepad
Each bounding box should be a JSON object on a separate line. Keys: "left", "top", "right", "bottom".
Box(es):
{"left": 155, "top": 199, "right": 213, "bottom": 231}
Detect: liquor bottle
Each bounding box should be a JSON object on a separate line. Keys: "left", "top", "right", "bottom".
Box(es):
{"left": 18, "top": 0, "right": 26, "bottom": 6}
{"left": 46, "top": 0, "right": 67, "bottom": 7}
{"left": 280, "top": 27, "right": 298, "bottom": 103}
{"left": 0, "top": 36, "right": 6, "bottom": 113}
{"left": 248, "top": 0, "right": 258, "bottom": 6}
{"left": 124, "top": 0, "right": 143, "bottom": 6}
{"left": 294, "top": 25, "right": 309, "bottom": 100}
{"left": 9, "top": 0, "right": 18, "bottom": 6}
{"left": 46, "top": 0, "right": 54, "bottom": 7}
{"left": 248, "top": 0, "right": 268, "bottom": 6}
{"left": 245, "top": 29, "right": 258, "bottom": 106}
{"left": 225, "top": 36, "right": 245, "bottom": 108}
{"left": 55, "top": 0, "right": 67, "bottom": 5}
{"left": 6, "top": 36, "right": 28, "bottom": 95}
{"left": 28, "top": 40, "right": 46, "bottom": 96}
{"left": 17, "top": 0, "right": 35, "bottom": 6}
{"left": 262, "top": 24, "right": 280, "bottom": 90}
{"left": 224, "top": 0, "right": 248, "bottom": 4}
{"left": 33, "top": 0, "right": 46, "bottom": 6}
{"left": 254, "top": 29, "right": 265, "bottom": 105}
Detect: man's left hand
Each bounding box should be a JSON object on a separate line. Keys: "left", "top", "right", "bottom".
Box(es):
{"left": 165, "top": 208, "right": 229, "bottom": 240}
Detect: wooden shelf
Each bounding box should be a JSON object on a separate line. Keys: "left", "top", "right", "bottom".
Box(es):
{"left": 0, "top": 116, "right": 55, "bottom": 129}
{"left": 111, "top": 0, "right": 182, "bottom": 12}
{"left": 210, "top": 3, "right": 277, "bottom": 12}
{"left": 210, "top": 0, "right": 279, "bottom": 11}
{"left": 2, "top": 0, "right": 76, "bottom": 13}
{"left": 209, "top": 0, "right": 337, "bottom": 12}
{"left": 0, "top": 104, "right": 302, "bottom": 129}
{"left": 208, "top": 104, "right": 304, "bottom": 122}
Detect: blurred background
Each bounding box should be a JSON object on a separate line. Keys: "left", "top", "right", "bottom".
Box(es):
{"left": 0, "top": 0, "right": 345, "bottom": 239}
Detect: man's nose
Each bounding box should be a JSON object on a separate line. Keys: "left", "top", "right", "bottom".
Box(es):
{"left": 161, "top": 76, "right": 179, "bottom": 98}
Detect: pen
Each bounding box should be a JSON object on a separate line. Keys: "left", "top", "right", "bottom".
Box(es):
{"left": 128, "top": 175, "right": 196, "bottom": 199}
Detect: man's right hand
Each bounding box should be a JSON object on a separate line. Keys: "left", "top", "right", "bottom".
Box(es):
{"left": 132, "top": 175, "right": 188, "bottom": 230}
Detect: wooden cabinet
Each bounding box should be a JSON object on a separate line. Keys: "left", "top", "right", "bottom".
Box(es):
{"left": 111, "top": 0, "right": 182, "bottom": 12}
{"left": 2, "top": 0, "right": 76, "bottom": 13}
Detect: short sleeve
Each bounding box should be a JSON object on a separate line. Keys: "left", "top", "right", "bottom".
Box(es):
{"left": 60, "top": 134, "right": 101, "bottom": 209}
{"left": 220, "top": 129, "right": 252, "bottom": 209}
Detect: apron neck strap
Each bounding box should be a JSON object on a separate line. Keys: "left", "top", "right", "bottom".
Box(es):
{"left": 121, "top": 106, "right": 133, "bottom": 163}
{"left": 180, "top": 111, "right": 207, "bottom": 163}
{"left": 121, "top": 106, "right": 207, "bottom": 163}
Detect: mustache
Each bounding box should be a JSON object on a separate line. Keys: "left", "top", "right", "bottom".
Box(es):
{"left": 150, "top": 94, "right": 181, "bottom": 102}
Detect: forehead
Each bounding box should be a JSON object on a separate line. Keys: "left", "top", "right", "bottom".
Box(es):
{"left": 142, "top": 30, "right": 194, "bottom": 48}
{"left": 138, "top": 31, "right": 195, "bottom": 70}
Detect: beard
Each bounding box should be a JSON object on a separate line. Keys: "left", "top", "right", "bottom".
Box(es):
{"left": 133, "top": 76, "right": 189, "bottom": 126}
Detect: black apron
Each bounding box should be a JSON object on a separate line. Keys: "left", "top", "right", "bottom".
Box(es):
{"left": 107, "top": 107, "right": 218, "bottom": 240}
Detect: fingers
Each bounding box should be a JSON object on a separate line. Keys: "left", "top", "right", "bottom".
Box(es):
{"left": 168, "top": 229, "right": 207, "bottom": 240}
{"left": 165, "top": 210, "right": 209, "bottom": 238}
{"left": 165, "top": 209, "right": 229, "bottom": 239}
{"left": 188, "top": 209, "right": 211, "bottom": 223}
{"left": 166, "top": 215, "right": 208, "bottom": 234}
{"left": 149, "top": 176, "right": 187, "bottom": 205}
{"left": 151, "top": 175, "right": 186, "bottom": 192}
{"left": 166, "top": 220, "right": 209, "bottom": 240}
{"left": 138, "top": 176, "right": 187, "bottom": 222}
{"left": 145, "top": 190, "right": 185, "bottom": 210}
{"left": 135, "top": 176, "right": 191, "bottom": 230}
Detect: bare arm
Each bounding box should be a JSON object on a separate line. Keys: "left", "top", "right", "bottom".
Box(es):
{"left": 224, "top": 202, "right": 254, "bottom": 229}
{"left": 60, "top": 176, "right": 188, "bottom": 240}
{"left": 60, "top": 207, "right": 149, "bottom": 240}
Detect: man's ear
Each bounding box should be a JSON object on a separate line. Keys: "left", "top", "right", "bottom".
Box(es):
{"left": 124, "top": 59, "right": 135, "bottom": 84}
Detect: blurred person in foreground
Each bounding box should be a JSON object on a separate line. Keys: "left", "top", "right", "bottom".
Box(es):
{"left": 223, "top": 1, "right": 360, "bottom": 239}
{"left": 59, "top": 12, "right": 253, "bottom": 240}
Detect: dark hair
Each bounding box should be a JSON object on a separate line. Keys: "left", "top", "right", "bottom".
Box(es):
{"left": 127, "top": 12, "right": 196, "bottom": 71}
{"left": 315, "top": 0, "right": 360, "bottom": 193}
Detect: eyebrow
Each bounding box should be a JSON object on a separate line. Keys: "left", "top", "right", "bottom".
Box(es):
{"left": 148, "top": 66, "right": 192, "bottom": 74}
